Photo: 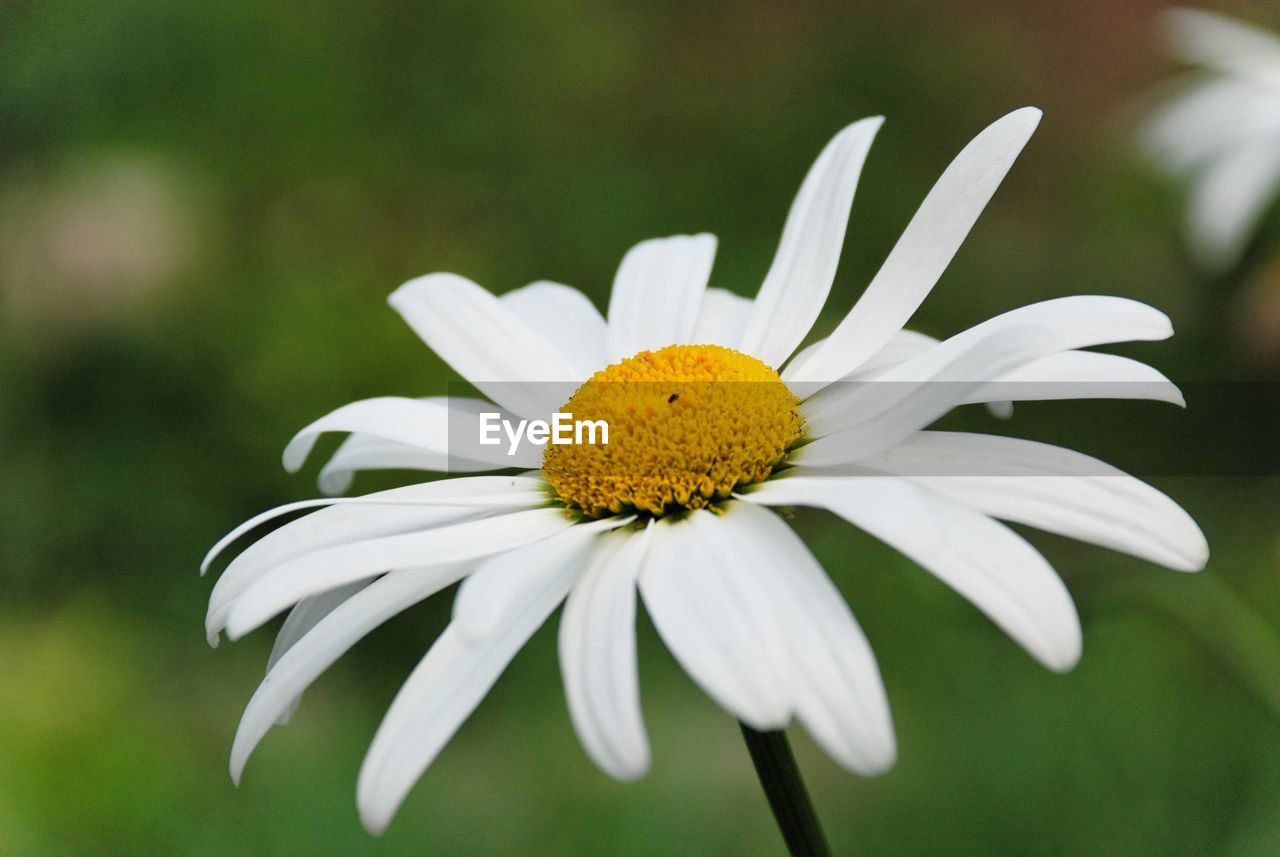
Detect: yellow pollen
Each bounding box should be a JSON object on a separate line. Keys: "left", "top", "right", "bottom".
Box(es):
{"left": 542, "top": 344, "right": 804, "bottom": 517}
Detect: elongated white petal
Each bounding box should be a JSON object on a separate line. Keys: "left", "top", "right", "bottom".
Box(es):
{"left": 738, "top": 117, "right": 885, "bottom": 366}
{"left": 607, "top": 234, "right": 717, "bottom": 359}
{"left": 690, "top": 287, "right": 753, "bottom": 348}
{"left": 784, "top": 329, "right": 940, "bottom": 398}
{"left": 639, "top": 510, "right": 792, "bottom": 730}
{"left": 283, "top": 397, "right": 448, "bottom": 474}
{"left": 747, "top": 476, "right": 1082, "bottom": 671}
{"left": 842, "top": 329, "right": 942, "bottom": 378}
{"left": 451, "top": 516, "right": 633, "bottom": 643}
{"left": 207, "top": 499, "right": 483, "bottom": 644}
{"left": 224, "top": 507, "right": 575, "bottom": 641}
{"left": 203, "top": 475, "right": 548, "bottom": 575}
{"left": 231, "top": 563, "right": 472, "bottom": 783}
{"left": 1164, "top": 7, "right": 1280, "bottom": 87}
{"left": 717, "top": 502, "right": 895, "bottom": 774}
{"left": 316, "top": 434, "right": 502, "bottom": 496}
{"left": 963, "top": 350, "right": 1185, "bottom": 407}
{"left": 1186, "top": 137, "right": 1280, "bottom": 270}
{"left": 357, "top": 548, "right": 587, "bottom": 834}
{"left": 797, "top": 325, "right": 1053, "bottom": 463}
{"left": 811, "top": 431, "right": 1208, "bottom": 571}
{"left": 389, "top": 273, "right": 579, "bottom": 418}
{"left": 560, "top": 524, "right": 653, "bottom": 780}
{"left": 785, "top": 108, "right": 1042, "bottom": 383}
{"left": 283, "top": 396, "right": 543, "bottom": 480}
{"left": 1141, "top": 77, "right": 1280, "bottom": 176}
{"left": 500, "top": 281, "right": 610, "bottom": 378}
{"left": 827, "top": 296, "right": 1173, "bottom": 393}
{"left": 264, "top": 580, "right": 369, "bottom": 725}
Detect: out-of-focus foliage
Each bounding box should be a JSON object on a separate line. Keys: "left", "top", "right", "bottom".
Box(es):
{"left": 1, "top": 1, "right": 1278, "bottom": 855}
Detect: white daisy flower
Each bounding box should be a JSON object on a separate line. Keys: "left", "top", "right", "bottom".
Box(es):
{"left": 205, "top": 106, "right": 1209, "bottom": 835}
{"left": 1139, "top": 7, "right": 1280, "bottom": 271}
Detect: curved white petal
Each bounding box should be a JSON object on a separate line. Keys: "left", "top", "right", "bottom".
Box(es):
{"left": 223, "top": 507, "right": 576, "bottom": 641}
{"left": 796, "top": 325, "right": 1053, "bottom": 463}
{"left": 783, "top": 329, "right": 940, "bottom": 399}
{"left": 785, "top": 108, "right": 1042, "bottom": 383}
{"left": 316, "top": 434, "right": 503, "bottom": 496}
{"left": 717, "top": 501, "right": 895, "bottom": 774}
{"left": 842, "top": 329, "right": 942, "bottom": 378}
{"left": 283, "top": 396, "right": 542, "bottom": 479}
{"left": 203, "top": 475, "right": 547, "bottom": 575}
{"left": 559, "top": 523, "right": 653, "bottom": 780}
{"left": 1164, "top": 7, "right": 1280, "bottom": 87}
{"left": 842, "top": 296, "right": 1173, "bottom": 391}
{"left": 231, "top": 563, "right": 472, "bottom": 783}
{"left": 207, "top": 498, "right": 498, "bottom": 645}
{"left": 690, "top": 287, "right": 753, "bottom": 348}
{"left": 389, "top": 273, "right": 579, "bottom": 418}
{"left": 263, "top": 580, "right": 368, "bottom": 725}
{"left": 810, "top": 431, "right": 1208, "bottom": 571}
{"left": 1186, "top": 137, "right": 1280, "bottom": 271}
{"left": 451, "top": 516, "right": 633, "bottom": 643}
{"left": 356, "top": 543, "right": 589, "bottom": 834}
{"left": 963, "top": 350, "right": 1185, "bottom": 407}
{"left": 639, "top": 509, "right": 792, "bottom": 730}
{"left": 607, "top": 234, "right": 717, "bottom": 359}
{"left": 500, "top": 281, "right": 610, "bottom": 378}
{"left": 738, "top": 117, "right": 885, "bottom": 367}
{"left": 1141, "top": 77, "right": 1280, "bottom": 175}
{"left": 747, "top": 476, "right": 1082, "bottom": 671}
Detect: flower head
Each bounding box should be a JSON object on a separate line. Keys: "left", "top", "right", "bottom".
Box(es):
{"left": 206, "top": 106, "right": 1208, "bottom": 834}
{"left": 1139, "top": 8, "right": 1280, "bottom": 271}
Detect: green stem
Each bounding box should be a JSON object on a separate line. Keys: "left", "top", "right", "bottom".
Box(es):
{"left": 738, "top": 723, "right": 833, "bottom": 857}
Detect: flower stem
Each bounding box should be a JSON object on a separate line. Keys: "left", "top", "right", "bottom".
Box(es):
{"left": 738, "top": 723, "right": 832, "bottom": 857}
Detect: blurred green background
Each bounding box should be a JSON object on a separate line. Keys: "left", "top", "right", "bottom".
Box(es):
{"left": 3, "top": 1, "right": 1280, "bottom": 854}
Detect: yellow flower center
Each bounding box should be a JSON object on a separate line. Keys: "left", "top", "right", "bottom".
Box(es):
{"left": 542, "top": 344, "right": 804, "bottom": 517}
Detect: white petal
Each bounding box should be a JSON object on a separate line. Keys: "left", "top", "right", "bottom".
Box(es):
{"left": 207, "top": 496, "right": 489, "bottom": 645}
{"left": 638, "top": 509, "right": 792, "bottom": 730}
{"left": 747, "top": 476, "right": 1082, "bottom": 671}
{"left": 204, "top": 474, "right": 547, "bottom": 575}
{"left": 813, "top": 431, "right": 1208, "bottom": 571}
{"left": 963, "top": 350, "right": 1185, "bottom": 407}
{"left": 842, "top": 329, "right": 942, "bottom": 378}
{"left": 690, "top": 287, "right": 753, "bottom": 348}
{"left": 223, "top": 507, "right": 576, "bottom": 641}
{"left": 500, "top": 281, "right": 610, "bottom": 378}
{"left": 1186, "top": 138, "right": 1280, "bottom": 271}
{"left": 451, "top": 515, "right": 633, "bottom": 643}
{"left": 796, "top": 325, "right": 1053, "bottom": 464}
{"left": 785, "top": 108, "right": 1042, "bottom": 383}
{"left": 738, "top": 117, "right": 885, "bottom": 367}
{"left": 840, "top": 295, "right": 1172, "bottom": 391}
{"left": 559, "top": 524, "right": 653, "bottom": 780}
{"left": 264, "top": 580, "right": 368, "bottom": 725}
{"left": 1140, "top": 77, "right": 1280, "bottom": 176}
{"left": 783, "top": 329, "right": 940, "bottom": 398}
{"left": 607, "top": 234, "right": 717, "bottom": 359}
{"left": 316, "top": 434, "right": 501, "bottom": 496}
{"left": 1164, "top": 8, "right": 1280, "bottom": 87}
{"left": 715, "top": 502, "right": 895, "bottom": 774}
{"left": 389, "top": 273, "right": 579, "bottom": 418}
{"left": 231, "top": 563, "right": 472, "bottom": 783}
{"left": 356, "top": 547, "right": 586, "bottom": 834}
{"left": 283, "top": 396, "right": 543, "bottom": 479}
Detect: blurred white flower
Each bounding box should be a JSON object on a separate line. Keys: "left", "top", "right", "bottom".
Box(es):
{"left": 207, "top": 107, "right": 1208, "bottom": 834}
{"left": 1139, "top": 8, "right": 1280, "bottom": 272}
